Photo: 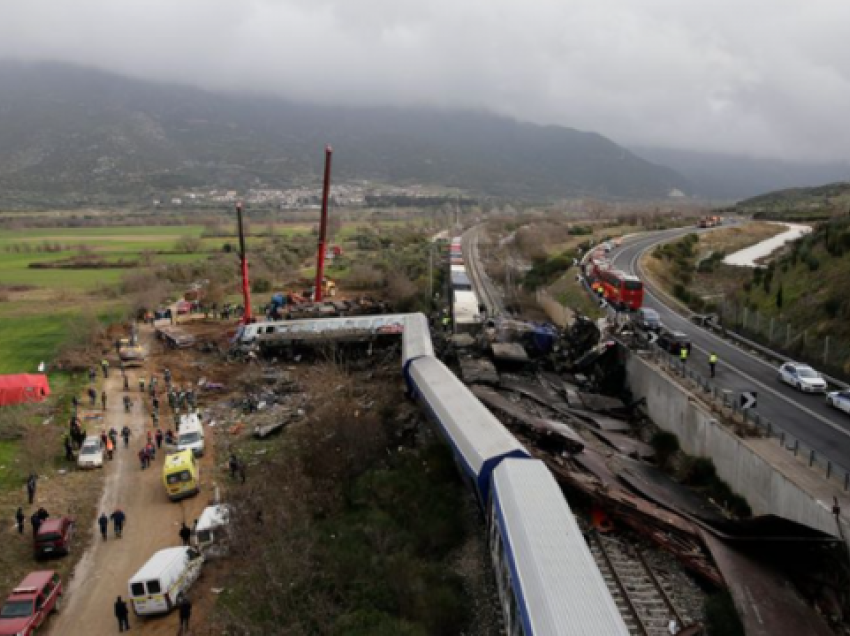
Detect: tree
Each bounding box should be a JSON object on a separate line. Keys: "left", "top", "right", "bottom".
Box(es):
{"left": 776, "top": 284, "right": 784, "bottom": 310}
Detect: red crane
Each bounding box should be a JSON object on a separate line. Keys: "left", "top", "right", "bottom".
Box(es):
{"left": 313, "top": 145, "right": 333, "bottom": 302}
{"left": 236, "top": 202, "right": 253, "bottom": 324}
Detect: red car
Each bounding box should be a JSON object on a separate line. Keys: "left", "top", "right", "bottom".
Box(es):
{"left": 34, "top": 517, "right": 74, "bottom": 559}
{"left": 0, "top": 571, "right": 62, "bottom": 636}
{"left": 176, "top": 301, "right": 192, "bottom": 315}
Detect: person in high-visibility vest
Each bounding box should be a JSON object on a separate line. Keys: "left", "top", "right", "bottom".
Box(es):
{"left": 709, "top": 352, "right": 718, "bottom": 378}
{"left": 679, "top": 345, "right": 688, "bottom": 365}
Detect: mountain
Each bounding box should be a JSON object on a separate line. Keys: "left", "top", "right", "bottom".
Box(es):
{"left": 731, "top": 182, "right": 850, "bottom": 221}
{"left": 0, "top": 61, "right": 689, "bottom": 206}
{"left": 632, "top": 146, "right": 849, "bottom": 201}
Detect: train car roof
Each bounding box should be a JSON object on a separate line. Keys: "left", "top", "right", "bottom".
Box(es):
{"left": 491, "top": 459, "right": 630, "bottom": 636}
{"left": 407, "top": 357, "right": 528, "bottom": 502}
{"left": 401, "top": 313, "right": 434, "bottom": 365}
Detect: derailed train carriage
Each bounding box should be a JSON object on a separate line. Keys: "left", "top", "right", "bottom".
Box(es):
{"left": 402, "top": 316, "right": 629, "bottom": 636}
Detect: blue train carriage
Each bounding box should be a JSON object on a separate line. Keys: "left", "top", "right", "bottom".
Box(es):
{"left": 405, "top": 355, "right": 529, "bottom": 504}
{"left": 489, "top": 459, "right": 630, "bottom": 636}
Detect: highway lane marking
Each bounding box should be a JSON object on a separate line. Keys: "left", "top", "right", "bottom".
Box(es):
{"left": 620, "top": 236, "right": 850, "bottom": 443}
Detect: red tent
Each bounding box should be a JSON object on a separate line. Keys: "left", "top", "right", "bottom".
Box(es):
{"left": 0, "top": 374, "right": 51, "bottom": 407}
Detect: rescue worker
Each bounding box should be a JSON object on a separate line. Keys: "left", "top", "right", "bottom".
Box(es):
{"left": 114, "top": 596, "right": 130, "bottom": 632}
{"left": 101, "top": 358, "right": 109, "bottom": 378}
{"left": 98, "top": 512, "right": 109, "bottom": 540}
{"left": 138, "top": 376, "right": 146, "bottom": 393}
{"left": 442, "top": 315, "right": 452, "bottom": 333}
{"left": 111, "top": 509, "right": 126, "bottom": 538}
{"left": 26, "top": 473, "right": 37, "bottom": 505}
{"left": 178, "top": 595, "right": 192, "bottom": 633}
{"left": 15, "top": 507, "right": 24, "bottom": 534}
{"left": 709, "top": 352, "right": 718, "bottom": 378}
{"left": 179, "top": 522, "right": 191, "bottom": 546}
{"left": 679, "top": 344, "right": 688, "bottom": 366}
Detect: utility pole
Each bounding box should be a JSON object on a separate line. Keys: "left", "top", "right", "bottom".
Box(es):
{"left": 429, "top": 244, "right": 434, "bottom": 301}
{"left": 236, "top": 202, "right": 253, "bottom": 324}
{"left": 313, "top": 146, "right": 333, "bottom": 302}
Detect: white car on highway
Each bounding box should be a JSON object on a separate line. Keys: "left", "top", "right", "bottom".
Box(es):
{"left": 77, "top": 436, "right": 104, "bottom": 469}
{"left": 777, "top": 362, "right": 828, "bottom": 393}
{"left": 826, "top": 390, "right": 850, "bottom": 414}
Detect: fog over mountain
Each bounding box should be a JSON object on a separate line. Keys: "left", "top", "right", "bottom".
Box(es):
{"left": 0, "top": 62, "right": 690, "bottom": 204}
{"left": 632, "top": 147, "right": 850, "bottom": 201}
{"left": 0, "top": 0, "right": 849, "bottom": 166}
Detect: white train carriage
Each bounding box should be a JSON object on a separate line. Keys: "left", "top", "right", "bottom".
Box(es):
{"left": 451, "top": 270, "right": 473, "bottom": 292}
{"left": 405, "top": 355, "right": 529, "bottom": 504}
{"left": 401, "top": 313, "right": 434, "bottom": 371}
{"left": 453, "top": 289, "right": 483, "bottom": 334}
{"left": 489, "top": 459, "right": 630, "bottom": 636}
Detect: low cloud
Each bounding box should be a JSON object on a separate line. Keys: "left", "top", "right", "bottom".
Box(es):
{"left": 2, "top": 0, "right": 849, "bottom": 162}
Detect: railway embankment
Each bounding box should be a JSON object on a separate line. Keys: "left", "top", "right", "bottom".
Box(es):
{"left": 627, "top": 350, "right": 850, "bottom": 543}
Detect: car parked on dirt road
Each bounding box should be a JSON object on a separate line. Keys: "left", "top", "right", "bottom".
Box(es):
{"left": 77, "top": 436, "right": 104, "bottom": 469}
{"left": 0, "top": 571, "right": 62, "bottom": 636}
{"left": 826, "top": 390, "right": 850, "bottom": 414}
{"left": 34, "top": 517, "right": 74, "bottom": 559}
{"left": 777, "top": 362, "right": 828, "bottom": 393}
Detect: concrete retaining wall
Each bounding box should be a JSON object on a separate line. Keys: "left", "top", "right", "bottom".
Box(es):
{"left": 627, "top": 352, "right": 844, "bottom": 539}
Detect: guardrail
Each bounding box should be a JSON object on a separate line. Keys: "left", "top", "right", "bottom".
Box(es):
{"left": 630, "top": 229, "right": 850, "bottom": 391}
{"left": 702, "top": 321, "right": 850, "bottom": 391}
{"left": 645, "top": 341, "right": 850, "bottom": 492}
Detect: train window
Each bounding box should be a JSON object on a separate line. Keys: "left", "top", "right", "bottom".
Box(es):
{"left": 624, "top": 280, "right": 642, "bottom": 290}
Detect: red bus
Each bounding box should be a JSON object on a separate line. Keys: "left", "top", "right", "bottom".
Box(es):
{"left": 588, "top": 262, "right": 643, "bottom": 310}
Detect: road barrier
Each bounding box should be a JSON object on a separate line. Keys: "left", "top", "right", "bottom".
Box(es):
{"left": 645, "top": 342, "right": 850, "bottom": 492}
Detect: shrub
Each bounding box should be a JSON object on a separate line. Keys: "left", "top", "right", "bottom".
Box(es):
{"left": 650, "top": 431, "right": 680, "bottom": 470}
{"left": 824, "top": 296, "right": 842, "bottom": 318}
{"left": 805, "top": 255, "right": 820, "bottom": 271}
{"left": 175, "top": 235, "right": 203, "bottom": 253}
{"left": 251, "top": 277, "right": 272, "bottom": 293}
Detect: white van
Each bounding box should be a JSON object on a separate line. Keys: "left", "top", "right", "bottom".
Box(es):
{"left": 128, "top": 547, "right": 204, "bottom": 615}
{"left": 195, "top": 504, "right": 231, "bottom": 556}
{"left": 177, "top": 412, "right": 205, "bottom": 457}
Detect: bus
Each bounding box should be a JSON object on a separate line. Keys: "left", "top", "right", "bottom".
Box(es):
{"left": 588, "top": 263, "right": 643, "bottom": 311}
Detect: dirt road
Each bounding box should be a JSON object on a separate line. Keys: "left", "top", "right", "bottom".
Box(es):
{"left": 49, "top": 326, "right": 212, "bottom": 636}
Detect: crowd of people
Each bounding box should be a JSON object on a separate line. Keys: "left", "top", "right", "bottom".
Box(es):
{"left": 46, "top": 349, "right": 205, "bottom": 634}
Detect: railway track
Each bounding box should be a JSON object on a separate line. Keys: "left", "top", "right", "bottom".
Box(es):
{"left": 462, "top": 225, "right": 503, "bottom": 317}
{"left": 591, "top": 533, "right": 695, "bottom": 636}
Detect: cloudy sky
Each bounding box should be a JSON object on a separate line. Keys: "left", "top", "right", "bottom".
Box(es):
{"left": 1, "top": 0, "right": 848, "bottom": 163}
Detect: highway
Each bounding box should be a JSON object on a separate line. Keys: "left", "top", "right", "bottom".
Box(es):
{"left": 610, "top": 228, "right": 850, "bottom": 470}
